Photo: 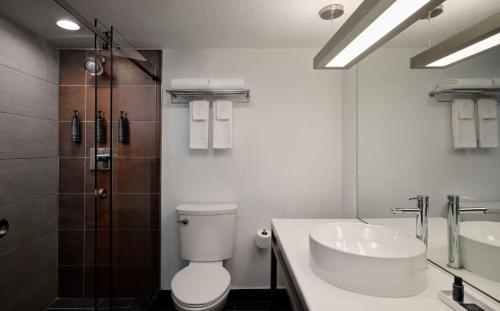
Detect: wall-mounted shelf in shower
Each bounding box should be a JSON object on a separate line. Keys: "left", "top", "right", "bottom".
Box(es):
{"left": 166, "top": 89, "right": 250, "bottom": 104}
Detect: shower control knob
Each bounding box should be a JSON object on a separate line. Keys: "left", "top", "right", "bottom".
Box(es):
{"left": 95, "top": 188, "right": 107, "bottom": 199}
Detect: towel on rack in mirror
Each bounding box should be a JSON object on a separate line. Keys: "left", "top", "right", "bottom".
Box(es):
{"left": 171, "top": 78, "right": 210, "bottom": 89}
{"left": 477, "top": 98, "right": 498, "bottom": 148}
{"left": 213, "top": 100, "right": 233, "bottom": 149}
{"left": 451, "top": 99, "right": 477, "bottom": 149}
{"left": 209, "top": 78, "right": 245, "bottom": 89}
{"left": 189, "top": 100, "right": 209, "bottom": 149}
{"left": 435, "top": 78, "right": 494, "bottom": 92}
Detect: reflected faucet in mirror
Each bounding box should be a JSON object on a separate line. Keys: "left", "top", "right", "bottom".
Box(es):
{"left": 447, "top": 195, "right": 488, "bottom": 269}
{"left": 392, "top": 195, "right": 429, "bottom": 248}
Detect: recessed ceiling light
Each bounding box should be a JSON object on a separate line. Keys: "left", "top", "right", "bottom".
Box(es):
{"left": 314, "top": 0, "right": 445, "bottom": 69}
{"left": 411, "top": 11, "right": 500, "bottom": 68}
{"left": 56, "top": 19, "right": 80, "bottom": 31}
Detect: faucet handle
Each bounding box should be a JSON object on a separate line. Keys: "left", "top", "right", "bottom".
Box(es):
{"left": 447, "top": 195, "right": 478, "bottom": 202}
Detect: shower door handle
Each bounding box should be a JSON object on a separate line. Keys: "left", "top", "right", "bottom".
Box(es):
{"left": 95, "top": 188, "right": 107, "bottom": 199}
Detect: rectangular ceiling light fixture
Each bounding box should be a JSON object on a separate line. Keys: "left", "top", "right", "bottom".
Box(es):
{"left": 411, "top": 11, "right": 500, "bottom": 68}
{"left": 314, "top": 0, "right": 445, "bottom": 69}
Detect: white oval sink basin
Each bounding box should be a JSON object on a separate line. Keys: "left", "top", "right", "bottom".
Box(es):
{"left": 309, "top": 222, "right": 427, "bottom": 297}
{"left": 460, "top": 221, "right": 500, "bottom": 282}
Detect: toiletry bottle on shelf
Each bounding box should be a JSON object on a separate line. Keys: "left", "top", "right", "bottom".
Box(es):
{"left": 453, "top": 276, "right": 464, "bottom": 302}
{"left": 118, "top": 111, "right": 129, "bottom": 144}
{"left": 71, "top": 110, "right": 81, "bottom": 143}
{"left": 96, "top": 110, "right": 106, "bottom": 144}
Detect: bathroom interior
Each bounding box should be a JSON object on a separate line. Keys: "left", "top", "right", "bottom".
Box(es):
{"left": 0, "top": 0, "right": 500, "bottom": 310}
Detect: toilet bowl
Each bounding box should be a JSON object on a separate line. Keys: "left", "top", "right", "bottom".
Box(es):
{"left": 171, "top": 204, "right": 237, "bottom": 311}
{"left": 171, "top": 262, "right": 230, "bottom": 311}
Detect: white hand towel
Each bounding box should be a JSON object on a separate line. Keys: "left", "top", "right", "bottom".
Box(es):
{"left": 171, "top": 78, "right": 210, "bottom": 89}
{"left": 451, "top": 99, "right": 477, "bottom": 149}
{"left": 191, "top": 100, "right": 209, "bottom": 121}
{"left": 209, "top": 78, "right": 245, "bottom": 89}
{"left": 213, "top": 100, "right": 233, "bottom": 149}
{"left": 189, "top": 100, "right": 209, "bottom": 149}
{"left": 477, "top": 98, "right": 498, "bottom": 148}
{"left": 216, "top": 100, "right": 232, "bottom": 120}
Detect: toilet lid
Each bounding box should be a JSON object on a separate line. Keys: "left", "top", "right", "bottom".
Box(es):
{"left": 171, "top": 262, "right": 230, "bottom": 307}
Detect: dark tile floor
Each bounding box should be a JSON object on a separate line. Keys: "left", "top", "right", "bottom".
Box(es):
{"left": 45, "top": 297, "right": 135, "bottom": 310}
{"left": 151, "top": 289, "right": 292, "bottom": 311}
{"left": 45, "top": 289, "right": 292, "bottom": 311}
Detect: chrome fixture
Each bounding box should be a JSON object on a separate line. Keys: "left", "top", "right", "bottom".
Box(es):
{"left": 447, "top": 195, "right": 488, "bottom": 269}
{"left": 177, "top": 218, "right": 189, "bottom": 225}
{"left": 418, "top": 4, "right": 443, "bottom": 20}
{"left": 95, "top": 188, "right": 107, "bottom": 199}
{"left": 411, "top": 11, "right": 500, "bottom": 68}
{"left": 0, "top": 219, "right": 9, "bottom": 238}
{"left": 314, "top": 0, "right": 445, "bottom": 69}
{"left": 392, "top": 195, "right": 429, "bottom": 247}
{"left": 90, "top": 148, "right": 111, "bottom": 171}
{"left": 319, "top": 4, "right": 344, "bottom": 21}
{"left": 83, "top": 56, "right": 106, "bottom": 76}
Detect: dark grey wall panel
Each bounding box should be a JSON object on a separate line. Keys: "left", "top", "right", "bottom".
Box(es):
{"left": 0, "top": 112, "right": 57, "bottom": 159}
{"left": 0, "top": 17, "right": 58, "bottom": 84}
{"left": 0, "top": 194, "right": 57, "bottom": 254}
{"left": 0, "top": 16, "right": 58, "bottom": 309}
{"left": 0, "top": 157, "right": 57, "bottom": 206}
{"left": 0, "top": 268, "right": 57, "bottom": 311}
{"left": 0, "top": 65, "right": 58, "bottom": 120}
{"left": 0, "top": 232, "right": 57, "bottom": 307}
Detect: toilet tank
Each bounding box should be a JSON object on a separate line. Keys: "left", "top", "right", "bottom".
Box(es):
{"left": 176, "top": 204, "right": 237, "bottom": 261}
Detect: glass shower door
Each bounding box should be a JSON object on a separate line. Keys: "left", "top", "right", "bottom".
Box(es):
{"left": 88, "top": 26, "right": 161, "bottom": 310}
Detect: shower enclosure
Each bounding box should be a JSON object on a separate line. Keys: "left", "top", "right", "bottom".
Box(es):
{"left": 53, "top": 2, "right": 161, "bottom": 310}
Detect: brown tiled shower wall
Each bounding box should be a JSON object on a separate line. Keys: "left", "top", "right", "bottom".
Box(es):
{"left": 58, "top": 50, "right": 161, "bottom": 297}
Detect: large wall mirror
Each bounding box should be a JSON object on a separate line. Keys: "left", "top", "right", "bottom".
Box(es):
{"left": 357, "top": 27, "right": 500, "bottom": 301}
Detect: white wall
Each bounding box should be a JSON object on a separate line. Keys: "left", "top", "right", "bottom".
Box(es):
{"left": 357, "top": 48, "right": 500, "bottom": 218}
{"left": 161, "top": 49, "right": 343, "bottom": 289}
{"left": 341, "top": 67, "right": 358, "bottom": 219}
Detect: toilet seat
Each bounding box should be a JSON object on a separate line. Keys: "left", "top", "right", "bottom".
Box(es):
{"left": 171, "top": 261, "right": 230, "bottom": 308}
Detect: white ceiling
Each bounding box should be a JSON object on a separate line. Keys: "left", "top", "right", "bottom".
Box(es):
{"left": 1, "top": 0, "right": 500, "bottom": 49}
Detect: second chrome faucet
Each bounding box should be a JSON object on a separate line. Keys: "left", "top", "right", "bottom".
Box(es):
{"left": 392, "top": 195, "right": 429, "bottom": 247}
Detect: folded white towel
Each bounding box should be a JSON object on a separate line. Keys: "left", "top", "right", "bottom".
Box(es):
{"left": 216, "top": 100, "right": 232, "bottom": 120}
{"left": 452, "top": 99, "right": 477, "bottom": 149}
{"left": 189, "top": 100, "right": 209, "bottom": 149}
{"left": 435, "top": 78, "right": 494, "bottom": 92}
{"left": 213, "top": 100, "right": 233, "bottom": 149}
{"left": 477, "top": 98, "right": 498, "bottom": 148}
{"left": 457, "top": 102, "right": 474, "bottom": 119}
{"left": 171, "top": 78, "right": 210, "bottom": 89}
{"left": 191, "top": 100, "right": 209, "bottom": 121}
{"left": 209, "top": 78, "right": 245, "bottom": 89}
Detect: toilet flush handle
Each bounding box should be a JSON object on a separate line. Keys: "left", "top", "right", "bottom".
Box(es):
{"left": 177, "top": 218, "right": 189, "bottom": 225}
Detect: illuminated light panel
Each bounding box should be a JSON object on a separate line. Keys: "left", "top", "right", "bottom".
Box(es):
{"left": 426, "top": 32, "right": 500, "bottom": 67}
{"left": 327, "top": 0, "right": 432, "bottom": 68}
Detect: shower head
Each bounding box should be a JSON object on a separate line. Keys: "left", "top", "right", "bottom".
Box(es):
{"left": 83, "top": 56, "right": 106, "bottom": 76}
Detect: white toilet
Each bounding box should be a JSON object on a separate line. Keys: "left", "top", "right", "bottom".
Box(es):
{"left": 171, "top": 204, "right": 237, "bottom": 311}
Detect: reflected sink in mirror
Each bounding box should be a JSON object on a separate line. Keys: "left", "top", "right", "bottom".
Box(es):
{"left": 461, "top": 221, "right": 500, "bottom": 282}
{"left": 309, "top": 222, "right": 427, "bottom": 297}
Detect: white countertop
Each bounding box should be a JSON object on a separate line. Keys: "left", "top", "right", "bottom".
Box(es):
{"left": 368, "top": 217, "right": 500, "bottom": 300}
{"left": 271, "top": 218, "right": 500, "bottom": 311}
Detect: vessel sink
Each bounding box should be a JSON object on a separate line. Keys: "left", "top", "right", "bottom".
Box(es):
{"left": 460, "top": 221, "right": 500, "bottom": 282}
{"left": 309, "top": 222, "right": 427, "bottom": 297}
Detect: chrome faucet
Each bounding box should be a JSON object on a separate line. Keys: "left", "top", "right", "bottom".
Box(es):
{"left": 447, "top": 195, "right": 487, "bottom": 269}
{"left": 392, "top": 195, "right": 429, "bottom": 247}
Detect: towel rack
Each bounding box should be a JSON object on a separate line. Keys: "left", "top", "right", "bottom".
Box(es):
{"left": 166, "top": 89, "right": 250, "bottom": 104}
{"left": 430, "top": 88, "right": 500, "bottom": 102}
